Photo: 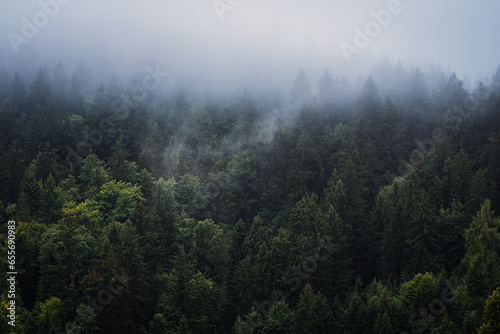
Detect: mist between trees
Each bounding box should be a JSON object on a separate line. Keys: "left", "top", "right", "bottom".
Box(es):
{"left": 0, "top": 59, "right": 500, "bottom": 333}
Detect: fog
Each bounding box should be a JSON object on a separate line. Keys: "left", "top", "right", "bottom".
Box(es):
{"left": 1, "top": 0, "right": 500, "bottom": 95}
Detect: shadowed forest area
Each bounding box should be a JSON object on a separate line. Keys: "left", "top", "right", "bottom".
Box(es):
{"left": 1, "top": 60, "right": 500, "bottom": 333}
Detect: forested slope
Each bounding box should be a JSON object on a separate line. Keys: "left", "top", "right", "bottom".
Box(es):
{"left": 1, "top": 62, "right": 500, "bottom": 333}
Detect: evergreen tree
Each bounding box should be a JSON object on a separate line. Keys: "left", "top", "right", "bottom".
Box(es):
{"left": 490, "top": 64, "right": 500, "bottom": 92}
{"left": 327, "top": 141, "right": 372, "bottom": 280}
{"left": 378, "top": 98, "right": 407, "bottom": 184}
{"left": 30, "top": 66, "right": 53, "bottom": 107}
{"left": 52, "top": 61, "right": 68, "bottom": 102}
{"left": 285, "top": 133, "right": 321, "bottom": 204}
{"left": 290, "top": 69, "right": 313, "bottom": 104}
{"left": 358, "top": 76, "right": 382, "bottom": 116}
{"left": 461, "top": 199, "right": 500, "bottom": 297}
{"left": 69, "top": 73, "right": 85, "bottom": 114}
{"left": 261, "top": 301, "right": 294, "bottom": 334}
{"left": 436, "top": 201, "right": 469, "bottom": 272}
{"left": 74, "top": 59, "right": 93, "bottom": 95}
{"left": 190, "top": 219, "right": 229, "bottom": 280}
{"left": 404, "top": 188, "right": 440, "bottom": 276}
{"left": 374, "top": 180, "right": 406, "bottom": 282}
{"left": 409, "top": 67, "right": 427, "bottom": 112}
{"left": 291, "top": 284, "right": 332, "bottom": 334}
{"left": 318, "top": 70, "right": 335, "bottom": 104}
{"left": 477, "top": 287, "right": 500, "bottom": 334}
{"left": 10, "top": 72, "right": 27, "bottom": 108}
{"left": 157, "top": 248, "right": 216, "bottom": 333}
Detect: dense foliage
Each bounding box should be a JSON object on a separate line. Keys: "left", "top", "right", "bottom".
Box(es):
{"left": 1, "top": 61, "right": 500, "bottom": 333}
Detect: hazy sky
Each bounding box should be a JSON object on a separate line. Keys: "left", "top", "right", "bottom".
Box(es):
{"left": 1, "top": 0, "right": 499, "bottom": 84}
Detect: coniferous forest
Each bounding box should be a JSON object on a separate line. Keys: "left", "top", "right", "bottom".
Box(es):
{"left": 1, "top": 60, "right": 500, "bottom": 334}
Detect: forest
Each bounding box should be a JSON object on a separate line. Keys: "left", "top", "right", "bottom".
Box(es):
{"left": 1, "top": 60, "right": 500, "bottom": 334}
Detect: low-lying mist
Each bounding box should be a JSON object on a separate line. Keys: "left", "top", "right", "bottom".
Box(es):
{"left": 2, "top": 0, "right": 500, "bottom": 97}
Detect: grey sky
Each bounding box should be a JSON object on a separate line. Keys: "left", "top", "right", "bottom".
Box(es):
{"left": 1, "top": 0, "right": 499, "bottom": 84}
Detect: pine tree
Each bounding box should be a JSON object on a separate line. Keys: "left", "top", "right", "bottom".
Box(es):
{"left": 461, "top": 199, "right": 500, "bottom": 297}
{"left": 404, "top": 188, "right": 440, "bottom": 275}
{"left": 490, "top": 64, "right": 500, "bottom": 92}
{"left": 78, "top": 153, "right": 110, "bottom": 198}
{"left": 191, "top": 219, "right": 229, "bottom": 280}
{"left": 290, "top": 69, "right": 313, "bottom": 105}
{"left": 327, "top": 141, "right": 372, "bottom": 280}
{"left": 318, "top": 70, "right": 335, "bottom": 104}
{"left": 436, "top": 201, "right": 469, "bottom": 272}
{"left": 69, "top": 73, "right": 85, "bottom": 114}
{"left": 261, "top": 301, "right": 294, "bottom": 334}
{"left": 467, "top": 168, "right": 497, "bottom": 214}
{"left": 52, "top": 62, "right": 68, "bottom": 103}
{"left": 374, "top": 181, "right": 405, "bottom": 282}
{"left": 10, "top": 72, "right": 27, "bottom": 109}
{"left": 74, "top": 59, "right": 93, "bottom": 95}
{"left": 157, "top": 247, "right": 216, "bottom": 333}
{"left": 477, "top": 287, "right": 500, "bottom": 334}
{"left": 409, "top": 67, "right": 427, "bottom": 112}
{"left": 108, "top": 138, "right": 139, "bottom": 183}
{"left": 286, "top": 133, "right": 320, "bottom": 203}
{"left": 378, "top": 98, "right": 407, "bottom": 181}
{"left": 291, "top": 284, "right": 332, "bottom": 334}
{"left": 358, "top": 76, "right": 382, "bottom": 116}
{"left": 30, "top": 66, "right": 53, "bottom": 107}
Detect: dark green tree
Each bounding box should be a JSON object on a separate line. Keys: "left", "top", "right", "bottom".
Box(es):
{"left": 461, "top": 199, "right": 500, "bottom": 297}
{"left": 291, "top": 284, "right": 332, "bottom": 334}
{"left": 404, "top": 188, "right": 440, "bottom": 276}
{"left": 478, "top": 287, "right": 500, "bottom": 334}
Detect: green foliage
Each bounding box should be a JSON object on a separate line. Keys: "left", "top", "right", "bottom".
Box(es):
{"left": 467, "top": 168, "right": 497, "bottom": 214}
{"left": 2, "top": 62, "right": 500, "bottom": 333}
{"left": 291, "top": 284, "right": 332, "bottom": 334}
{"left": 96, "top": 180, "right": 145, "bottom": 224}
{"left": 462, "top": 199, "right": 500, "bottom": 296}
{"left": 233, "top": 307, "right": 262, "bottom": 334}
{"left": 286, "top": 133, "right": 320, "bottom": 203}
{"left": 78, "top": 153, "right": 110, "bottom": 198}
{"left": 35, "top": 296, "right": 65, "bottom": 334}
{"left": 148, "top": 313, "right": 169, "bottom": 334}
{"left": 229, "top": 256, "right": 261, "bottom": 317}
{"left": 175, "top": 173, "right": 203, "bottom": 218}
{"left": 436, "top": 201, "right": 469, "bottom": 271}
{"left": 190, "top": 219, "right": 229, "bottom": 279}
{"left": 37, "top": 205, "right": 98, "bottom": 300}
{"left": 157, "top": 264, "right": 215, "bottom": 333}
{"left": 404, "top": 188, "right": 440, "bottom": 275}
{"left": 65, "top": 304, "right": 99, "bottom": 334}
{"left": 478, "top": 287, "right": 500, "bottom": 334}
{"left": 108, "top": 139, "right": 140, "bottom": 184}
{"left": 373, "top": 180, "right": 406, "bottom": 281}
{"left": 342, "top": 278, "right": 403, "bottom": 333}
{"left": 399, "top": 272, "right": 443, "bottom": 315}
{"left": 261, "top": 301, "right": 294, "bottom": 334}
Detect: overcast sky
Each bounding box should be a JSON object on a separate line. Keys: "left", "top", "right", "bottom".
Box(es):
{"left": 1, "top": 0, "right": 499, "bottom": 85}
